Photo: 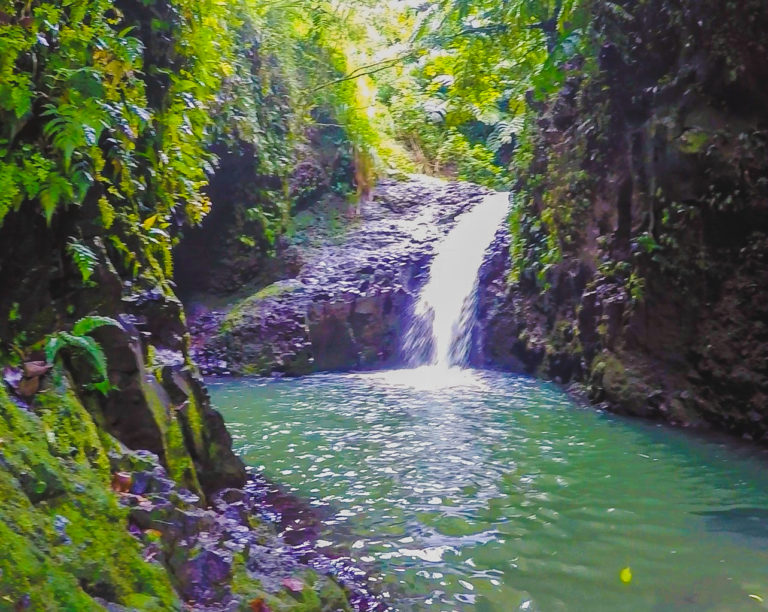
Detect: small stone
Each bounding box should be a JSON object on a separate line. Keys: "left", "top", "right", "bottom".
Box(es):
{"left": 282, "top": 577, "right": 304, "bottom": 592}
{"left": 1, "top": 366, "right": 22, "bottom": 390}
{"left": 175, "top": 548, "right": 232, "bottom": 601}
{"left": 129, "top": 471, "right": 151, "bottom": 496}
{"left": 148, "top": 475, "right": 174, "bottom": 495}
{"left": 53, "top": 515, "right": 71, "bottom": 544}
{"left": 174, "top": 488, "right": 201, "bottom": 505}
{"left": 111, "top": 472, "right": 132, "bottom": 493}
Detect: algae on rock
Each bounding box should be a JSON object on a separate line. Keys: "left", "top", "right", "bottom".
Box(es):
{"left": 0, "top": 384, "right": 179, "bottom": 610}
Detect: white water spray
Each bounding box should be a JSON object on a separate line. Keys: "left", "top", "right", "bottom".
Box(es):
{"left": 405, "top": 192, "right": 510, "bottom": 369}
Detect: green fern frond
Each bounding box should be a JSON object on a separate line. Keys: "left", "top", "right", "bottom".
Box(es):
{"left": 66, "top": 238, "right": 99, "bottom": 285}
{"left": 45, "top": 332, "right": 108, "bottom": 380}
{"left": 486, "top": 117, "right": 525, "bottom": 153}
{"left": 71, "top": 315, "right": 120, "bottom": 337}
{"left": 44, "top": 316, "right": 120, "bottom": 395}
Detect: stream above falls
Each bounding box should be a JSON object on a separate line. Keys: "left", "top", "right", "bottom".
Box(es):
{"left": 211, "top": 370, "right": 768, "bottom": 611}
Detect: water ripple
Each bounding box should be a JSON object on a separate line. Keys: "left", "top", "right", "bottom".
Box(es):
{"left": 210, "top": 370, "right": 768, "bottom": 611}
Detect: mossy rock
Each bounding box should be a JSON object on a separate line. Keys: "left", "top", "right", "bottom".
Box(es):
{"left": 221, "top": 280, "right": 302, "bottom": 334}
{"left": 0, "top": 385, "right": 179, "bottom": 610}
{"left": 231, "top": 559, "right": 352, "bottom": 612}
{"left": 140, "top": 376, "right": 203, "bottom": 497}
{"left": 590, "top": 351, "right": 652, "bottom": 416}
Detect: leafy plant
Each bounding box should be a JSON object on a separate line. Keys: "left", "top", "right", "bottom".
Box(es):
{"left": 66, "top": 239, "right": 99, "bottom": 286}
{"left": 636, "top": 232, "right": 662, "bottom": 254}
{"left": 45, "top": 316, "right": 120, "bottom": 395}
{"left": 627, "top": 271, "right": 646, "bottom": 303}
{"left": 374, "top": 0, "right": 588, "bottom": 187}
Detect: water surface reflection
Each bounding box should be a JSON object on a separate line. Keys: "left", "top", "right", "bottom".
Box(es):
{"left": 211, "top": 370, "right": 768, "bottom": 611}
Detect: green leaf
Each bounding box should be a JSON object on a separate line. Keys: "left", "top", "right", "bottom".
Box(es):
{"left": 141, "top": 214, "right": 158, "bottom": 230}
{"left": 66, "top": 239, "right": 99, "bottom": 284}
{"left": 636, "top": 232, "right": 661, "bottom": 254}
{"left": 71, "top": 315, "right": 120, "bottom": 337}
{"left": 40, "top": 173, "right": 73, "bottom": 224}
{"left": 46, "top": 330, "right": 110, "bottom": 387}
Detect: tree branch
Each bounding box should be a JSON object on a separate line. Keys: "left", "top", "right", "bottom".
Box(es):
{"left": 528, "top": 0, "right": 564, "bottom": 53}
{"left": 308, "top": 50, "right": 417, "bottom": 93}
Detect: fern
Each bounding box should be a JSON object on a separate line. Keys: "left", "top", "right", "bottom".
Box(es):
{"left": 66, "top": 238, "right": 99, "bottom": 285}
{"left": 45, "top": 316, "right": 120, "bottom": 395}
{"left": 40, "top": 173, "right": 73, "bottom": 225}
{"left": 71, "top": 315, "right": 120, "bottom": 337}
{"left": 486, "top": 117, "right": 525, "bottom": 153}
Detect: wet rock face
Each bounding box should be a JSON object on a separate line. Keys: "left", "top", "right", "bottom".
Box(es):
{"left": 473, "top": 231, "right": 588, "bottom": 381}
{"left": 689, "top": 234, "right": 768, "bottom": 437}
{"left": 188, "top": 178, "right": 490, "bottom": 376}
{"left": 474, "top": 0, "right": 768, "bottom": 440}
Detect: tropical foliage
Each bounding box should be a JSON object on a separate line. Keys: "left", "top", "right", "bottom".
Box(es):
{"left": 376, "top": 0, "right": 590, "bottom": 187}
{"left": 0, "top": 0, "right": 413, "bottom": 290}
{"left": 0, "top": 0, "right": 595, "bottom": 332}
{"left": 1, "top": 0, "right": 590, "bottom": 249}
{"left": 45, "top": 316, "right": 120, "bottom": 394}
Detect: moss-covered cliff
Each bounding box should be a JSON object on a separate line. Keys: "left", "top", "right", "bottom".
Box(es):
{"left": 0, "top": 382, "right": 180, "bottom": 609}
{"left": 478, "top": 0, "right": 768, "bottom": 440}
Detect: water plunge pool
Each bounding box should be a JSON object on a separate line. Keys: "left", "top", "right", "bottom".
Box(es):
{"left": 210, "top": 369, "right": 768, "bottom": 611}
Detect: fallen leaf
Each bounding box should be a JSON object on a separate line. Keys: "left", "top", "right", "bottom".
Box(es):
{"left": 111, "top": 472, "right": 132, "bottom": 493}
{"left": 749, "top": 594, "right": 764, "bottom": 603}
{"left": 17, "top": 376, "right": 39, "bottom": 398}
{"left": 22, "top": 361, "right": 52, "bottom": 378}
{"left": 282, "top": 577, "right": 304, "bottom": 592}
{"left": 249, "top": 598, "right": 272, "bottom": 612}
{"left": 144, "top": 529, "right": 163, "bottom": 541}
{"left": 620, "top": 567, "right": 632, "bottom": 584}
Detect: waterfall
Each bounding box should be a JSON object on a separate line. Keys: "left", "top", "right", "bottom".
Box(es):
{"left": 405, "top": 191, "right": 510, "bottom": 368}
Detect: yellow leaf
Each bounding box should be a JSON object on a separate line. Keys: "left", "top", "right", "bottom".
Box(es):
{"left": 144, "top": 529, "right": 163, "bottom": 542}
{"left": 620, "top": 567, "right": 632, "bottom": 584}
{"left": 749, "top": 594, "right": 764, "bottom": 603}
{"left": 105, "top": 59, "right": 126, "bottom": 84}
{"left": 141, "top": 214, "right": 158, "bottom": 230}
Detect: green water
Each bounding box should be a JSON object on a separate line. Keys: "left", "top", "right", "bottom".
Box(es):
{"left": 210, "top": 368, "right": 768, "bottom": 611}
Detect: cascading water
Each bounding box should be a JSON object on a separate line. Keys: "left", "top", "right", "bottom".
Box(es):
{"left": 405, "top": 191, "right": 510, "bottom": 368}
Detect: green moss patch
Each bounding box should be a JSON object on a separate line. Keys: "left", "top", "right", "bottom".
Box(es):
{"left": 0, "top": 385, "right": 179, "bottom": 610}
{"left": 141, "top": 376, "right": 203, "bottom": 497}
{"left": 231, "top": 557, "right": 352, "bottom": 612}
